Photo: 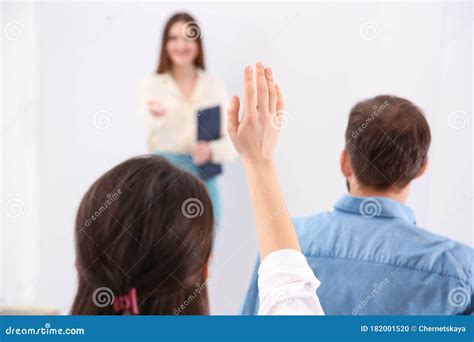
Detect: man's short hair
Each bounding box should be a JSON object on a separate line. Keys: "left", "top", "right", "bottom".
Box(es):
{"left": 345, "top": 95, "right": 431, "bottom": 190}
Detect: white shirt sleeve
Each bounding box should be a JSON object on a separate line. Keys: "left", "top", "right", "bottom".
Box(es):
{"left": 257, "top": 249, "right": 325, "bottom": 315}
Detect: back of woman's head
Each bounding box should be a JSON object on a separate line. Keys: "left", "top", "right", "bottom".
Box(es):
{"left": 71, "top": 155, "right": 213, "bottom": 315}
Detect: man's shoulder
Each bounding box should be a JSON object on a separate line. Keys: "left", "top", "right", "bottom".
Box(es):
{"left": 292, "top": 212, "right": 334, "bottom": 230}
{"left": 292, "top": 211, "right": 473, "bottom": 284}
{"left": 398, "top": 223, "right": 473, "bottom": 281}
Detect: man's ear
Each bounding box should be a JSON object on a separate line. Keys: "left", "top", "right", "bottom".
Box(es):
{"left": 340, "top": 149, "right": 352, "bottom": 178}
{"left": 415, "top": 155, "right": 429, "bottom": 178}
{"left": 75, "top": 260, "right": 80, "bottom": 272}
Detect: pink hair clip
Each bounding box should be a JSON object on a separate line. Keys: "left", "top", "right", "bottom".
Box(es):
{"left": 113, "top": 288, "right": 139, "bottom": 315}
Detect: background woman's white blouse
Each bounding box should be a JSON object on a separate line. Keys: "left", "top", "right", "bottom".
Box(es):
{"left": 137, "top": 69, "right": 236, "bottom": 163}
{"left": 258, "top": 249, "right": 325, "bottom": 315}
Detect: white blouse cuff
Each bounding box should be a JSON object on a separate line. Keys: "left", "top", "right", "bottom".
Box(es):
{"left": 258, "top": 249, "right": 321, "bottom": 307}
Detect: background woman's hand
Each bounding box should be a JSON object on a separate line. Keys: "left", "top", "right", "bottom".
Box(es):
{"left": 227, "top": 62, "right": 284, "bottom": 167}
{"left": 192, "top": 141, "right": 212, "bottom": 165}
{"left": 148, "top": 100, "right": 166, "bottom": 118}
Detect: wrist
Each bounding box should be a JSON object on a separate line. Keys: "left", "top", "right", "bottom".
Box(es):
{"left": 242, "top": 158, "right": 276, "bottom": 175}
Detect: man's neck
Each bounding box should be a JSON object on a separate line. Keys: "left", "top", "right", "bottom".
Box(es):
{"left": 349, "top": 185, "right": 409, "bottom": 204}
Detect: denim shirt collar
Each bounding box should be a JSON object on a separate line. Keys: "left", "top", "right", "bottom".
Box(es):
{"left": 334, "top": 194, "right": 416, "bottom": 224}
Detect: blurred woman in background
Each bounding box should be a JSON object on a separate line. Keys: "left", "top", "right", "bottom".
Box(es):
{"left": 138, "top": 13, "right": 236, "bottom": 225}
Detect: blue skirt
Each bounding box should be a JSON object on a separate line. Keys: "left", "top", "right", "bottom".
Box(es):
{"left": 155, "top": 151, "right": 221, "bottom": 226}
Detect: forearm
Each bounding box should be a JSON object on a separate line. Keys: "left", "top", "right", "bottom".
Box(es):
{"left": 243, "top": 160, "right": 300, "bottom": 259}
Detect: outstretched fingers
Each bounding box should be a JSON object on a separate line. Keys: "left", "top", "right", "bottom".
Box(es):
{"left": 265, "top": 67, "right": 277, "bottom": 114}
{"left": 244, "top": 66, "right": 257, "bottom": 116}
{"left": 276, "top": 84, "right": 284, "bottom": 113}
{"left": 256, "top": 62, "right": 269, "bottom": 116}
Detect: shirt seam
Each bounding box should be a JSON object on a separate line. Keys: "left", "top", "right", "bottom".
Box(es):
{"left": 303, "top": 254, "right": 470, "bottom": 283}
{"left": 333, "top": 207, "right": 412, "bottom": 222}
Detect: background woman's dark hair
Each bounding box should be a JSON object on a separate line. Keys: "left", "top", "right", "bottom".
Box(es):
{"left": 71, "top": 155, "right": 213, "bottom": 315}
{"left": 157, "top": 12, "right": 205, "bottom": 73}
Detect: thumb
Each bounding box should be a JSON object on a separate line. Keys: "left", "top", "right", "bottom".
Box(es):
{"left": 227, "top": 95, "right": 240, "bottom": 139}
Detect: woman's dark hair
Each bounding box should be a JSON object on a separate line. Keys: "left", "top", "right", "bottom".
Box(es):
{"left": 71, "top": 155, "right": 213, "bottom": 315}
{"left": 157, "top": 12, "right": 205, "bottom": 73}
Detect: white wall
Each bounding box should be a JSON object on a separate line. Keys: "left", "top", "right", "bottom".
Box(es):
{"left": 2, "top": 1, "right": 472, "bottom": 315}
{"left": 1, "top": 1, "right": 40, "bottom": 307}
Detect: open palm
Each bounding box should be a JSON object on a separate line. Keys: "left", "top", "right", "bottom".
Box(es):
{"left": 227, "top": 63, "right": 285, "bottom": 165}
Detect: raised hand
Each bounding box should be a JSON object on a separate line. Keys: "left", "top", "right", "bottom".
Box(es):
{"left": 226, "top": 62, "right": 299, "bottom": 260}
{"left": 227, "top": 63, "right": 284, "bottom": 166}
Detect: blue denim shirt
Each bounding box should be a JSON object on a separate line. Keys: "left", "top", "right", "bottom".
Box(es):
{"left": 241, "top": 195, "right": 473, "bottom": 315}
